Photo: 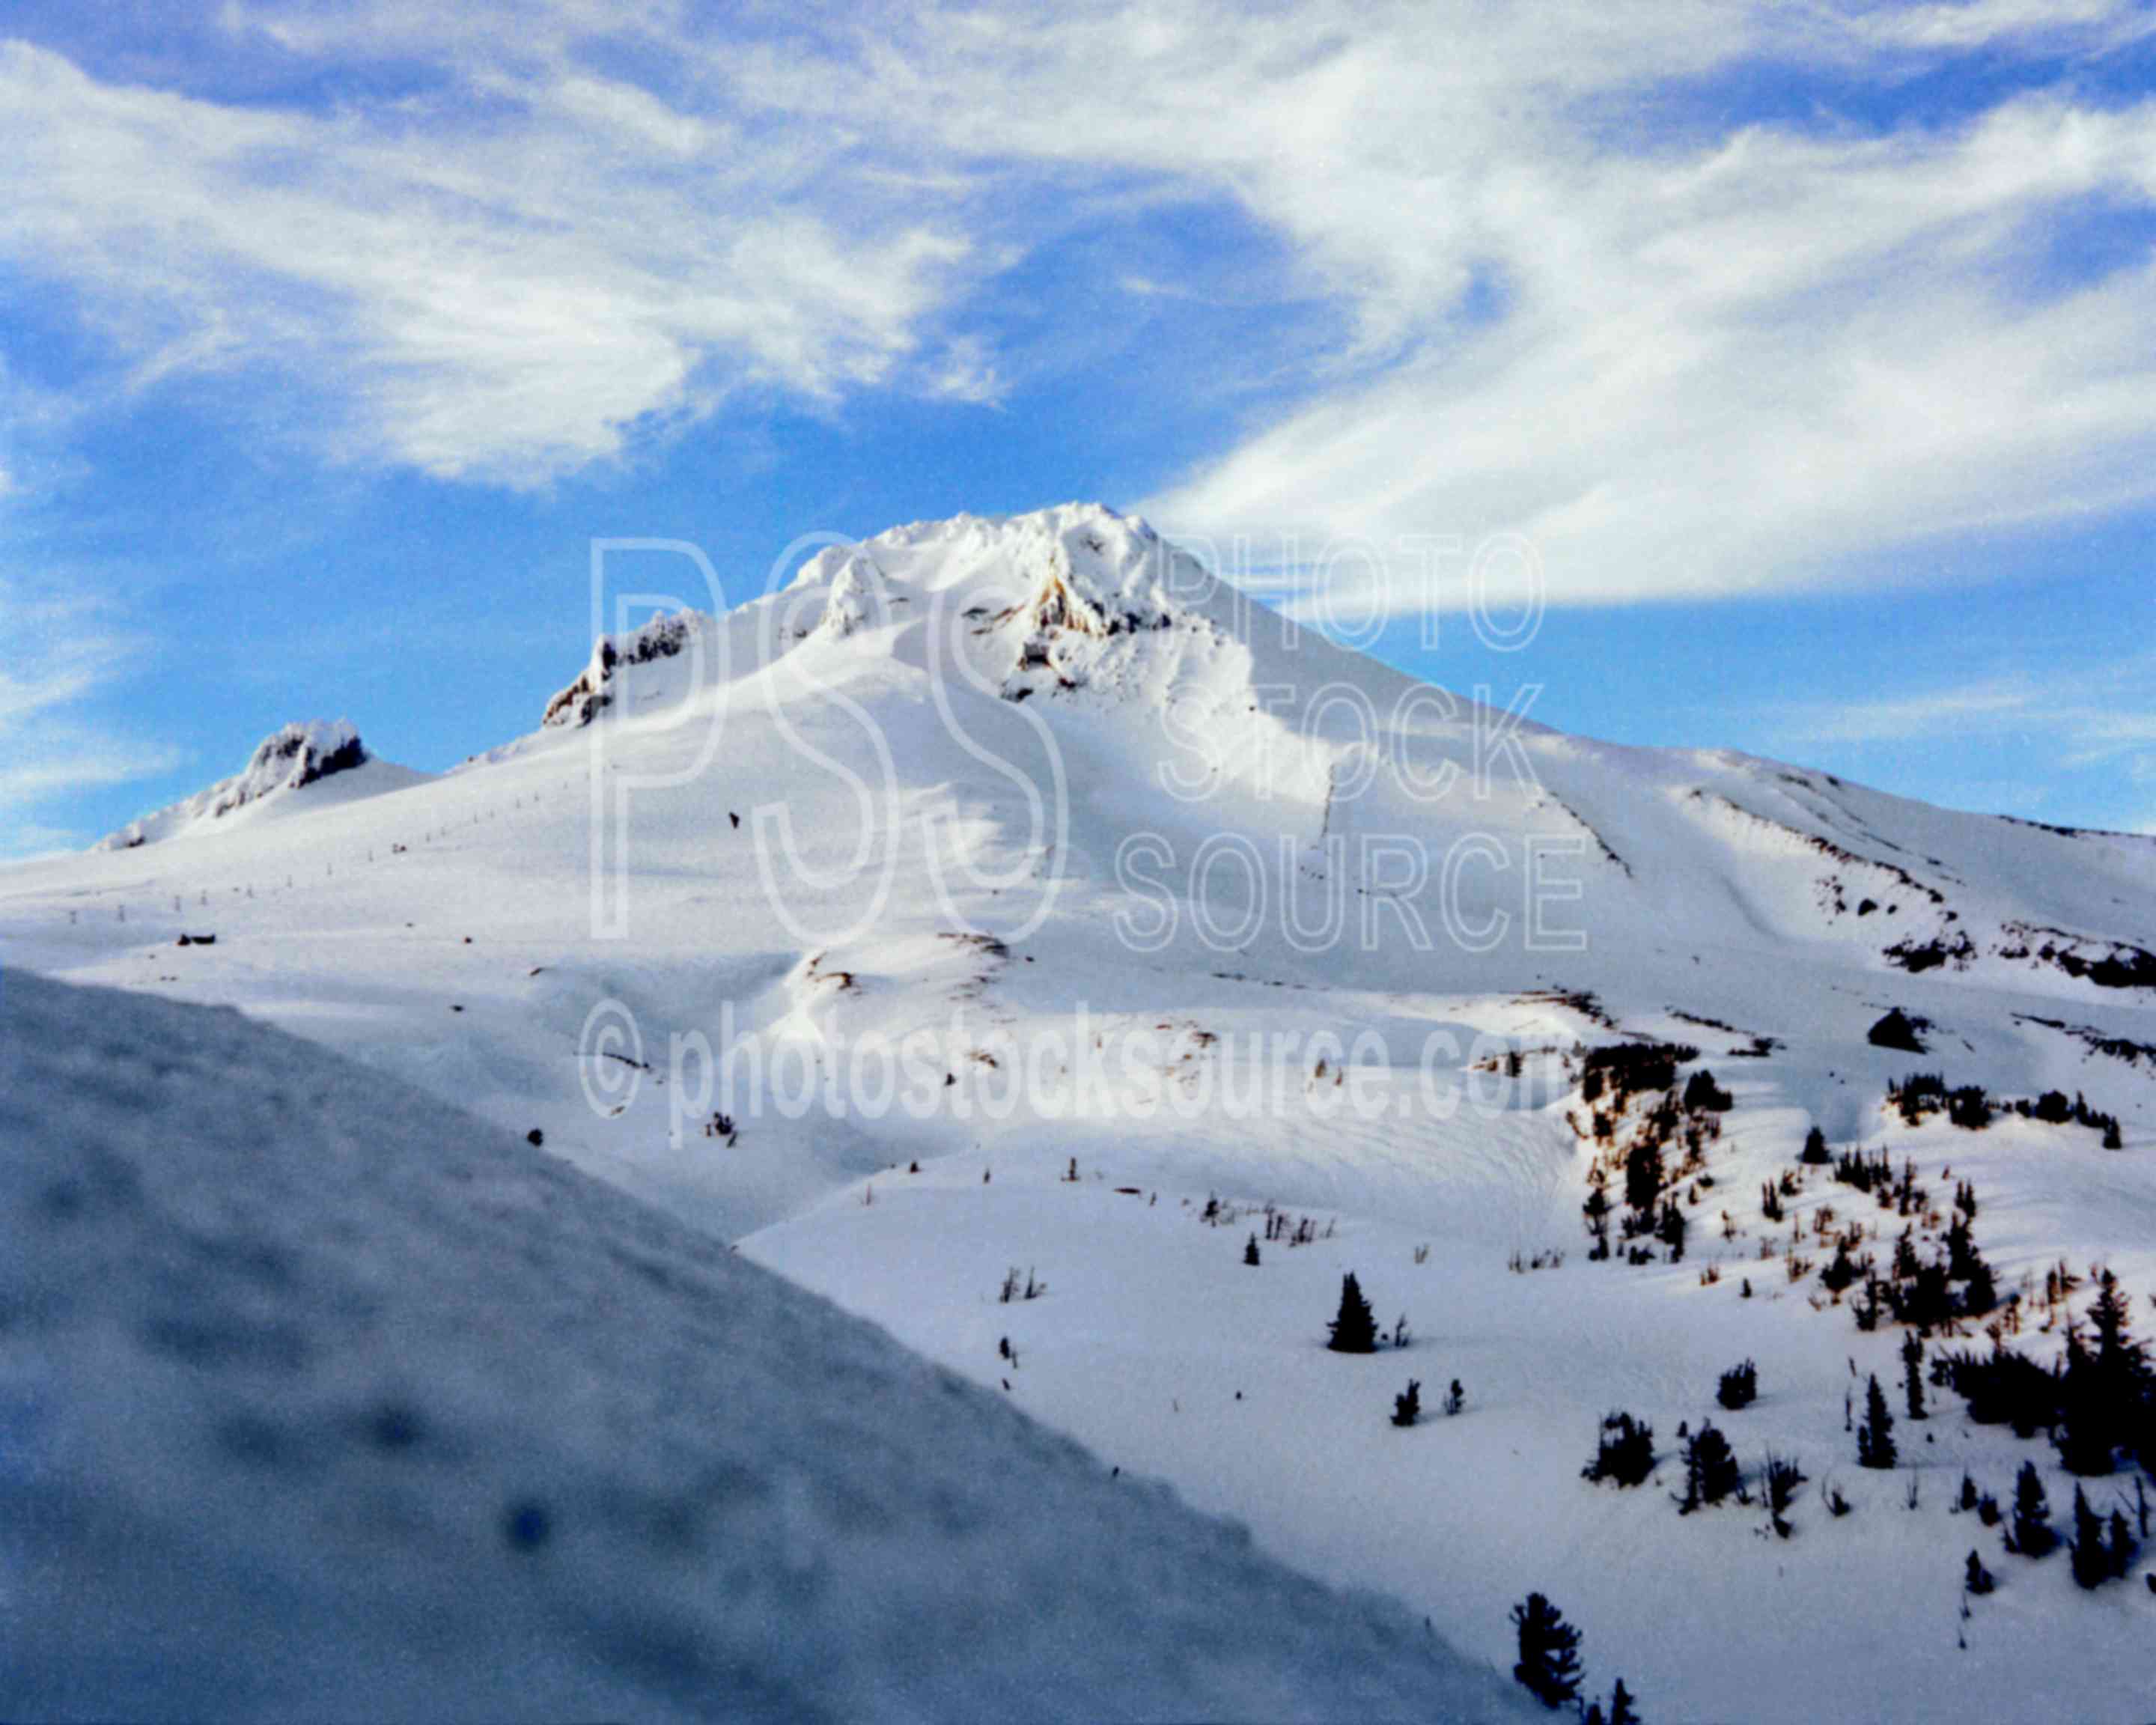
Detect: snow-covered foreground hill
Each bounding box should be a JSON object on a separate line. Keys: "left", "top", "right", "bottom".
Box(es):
{"left": 4, "top": 503, "right": 2154, "bottom": 1720}
{"left": 0, "top": 967, "right": 1532, "bottom": 1723}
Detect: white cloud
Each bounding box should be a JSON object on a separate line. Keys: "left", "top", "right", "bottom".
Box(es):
{"left": 0, "top": 35, "right": 978, "bottom": 485}
{"left": 922, "top": 335, "right": 1006, "bottom": 407}
{"left": 9, "top": 0, "right": 2156, "bottom": 605}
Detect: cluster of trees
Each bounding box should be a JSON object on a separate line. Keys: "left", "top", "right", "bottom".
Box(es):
{"left": 1211, "top": 1196, "right": 1335, "bottom": 1246}
{"left": 2015, "top": 1089, "right": 2125, "bottom": 1149}
{"left": 1812, "top": 1173, "right": 1997, "bottom": 1331}
{"left": 1681, "top": 1068, "right": 1733, "bottom": 1113}
{"left": 1389, "top": 1376, "right": 1464, "bottom": 1427}
{"left": 1934, "top": 1268, "right": 2154, "bottom": 1476}
{"left": 2068, "top": 1483, "right": 2142, "bottom": 1589}
{"left": 1885, "top": 1074, "right": 2123, "bottom": 1146}
{"left": 1580, "top": 1062, "right": 1729, "bottom": 1266}
{"left": 1579, "top": 1041, "right": 1697, "bottom": 1107}
{"left": 1321, "top": 1277, "right": 1461, "bottom": 1428}
{"left": 1885, "top": 1071, "right": 1992, "bottom": 1130}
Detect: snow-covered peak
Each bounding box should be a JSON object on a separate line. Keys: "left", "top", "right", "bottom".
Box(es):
{"left": 799, "top": 502, "right": 1188, "bottom": 620}
{"left": 540, "top": 610, "right": 707, "bottom": 728}
{"left": 95, "top": 720, "right": 421, "bottom": 851}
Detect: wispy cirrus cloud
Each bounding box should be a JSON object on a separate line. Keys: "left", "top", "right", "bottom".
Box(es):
{"left": 0, "top": 589, "right": 180, "bottom": 857}
{"left": 0, "top": 29, "right": 982, "bottom": 487}
{"left": 8, "top": 0, "right": 2156, "bottom": 597}
{"left": 1768, "top": 657, "right": 2156, "bottom": 770}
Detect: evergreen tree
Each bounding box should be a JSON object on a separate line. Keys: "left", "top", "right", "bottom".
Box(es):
{"left": 1624, "top": 1140, "right": 1663, "bottom": 1215}
{"left": 1509, "top": 1592, "right": 1583, "bottom": 1710}
{"left": 2009, "top": 1460, "right": 2056, "bottom": 1557}
{"left": 1607, "top": 1678, "right": 1641, "bottom": 1725}
{"left": 1583, "top": 1169, "right": 1613, "bottom": 1259}
{"left": 1801, "top": 1125, "right": 1831, "bottom": 1164}
{"left": 1327, "top": 1272, "right": 1379, "bottom": 1354}
{"left": 1243, "top": 1233, "right": 1260, "bottom": 1267}
{"left": 2089, "top": 1268, "right": 2148, "bottom": 1398}
{"left": 1763, "top": 1451, "right": 1806, "bottom": 1539}
{"left": 1657, "top": 1202, "right": 1687, "bottom": 1262}
{"left": 1857, "top": 1374, "right": 1897, "bottom": 1469}
{"left": 2107, "top": 1509, "right": 2137, "bottom": 1581}
{"left": 1678, "top": 1421, "right": 1741, "bottom": 1511}
{"left": 1584, "top": 1412, "right": 1655, "bottom": 1488}
{"left": 1717, "top": 1360, "right": 1758, "bottom": 1411}
{"left": 2071, "top": 1486, "right": 2111, "bottom": 1589}
{"left": 2054, "top": 1319, "right": 2125, "bottom": 1476}
{"left": 1392, "top": 1378, "right": 1421, "bottom": 1429}
{"left": 1901, "top": 1333, "right": 1926, "bottom": 1421}
{"left": 1964, "top": 1549, "right": 1994, "bottom": 1596}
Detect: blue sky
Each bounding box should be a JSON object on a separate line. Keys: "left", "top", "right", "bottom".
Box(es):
{"left": 3, "top": 0, "right": 2155, "bottom": 855}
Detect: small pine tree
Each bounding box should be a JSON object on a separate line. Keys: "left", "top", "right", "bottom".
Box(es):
{"left": 2107, "top": 1509, "right": 2137, "bottom": 1580}
{"left": 1964, "top": 1548, "right": 1994, "bottom": 1596}
{"left": 1801, "top": 1125, "right": 1831, "bottom": 1164}
{"left": 1717, "top": 1360, "right": 1758, "bottom": 1411}
{"left": 1607, "top": 1678, "right": 1641, "bottom": 1725}
{"left": 1857, "top": 1374, "right": 1897, "bottom": 1469}
{"left": 1392, "top": 1379, "right": 1421, "bottom": 1429}
{"left": 2089, "top": 1268, "right": 2147, "bottom": 1395}
{"left": 1327, "top": 1272, "right": 1379, "bottom": 1354}
{"left": 1624, "top": 1140, "right": 1663, "bottom": 1214}
{"left": 1509, "top": 1592, "right": 1583, "bottom": 1710}
{"left": 2071, "top": 1486, "right": 2110, "bottom": 1589}
{"left": 1657, "top": 1202, "right": 1687, "bottom": 1262}
{"left": 1764, "top": 1450, "right": 1806, "bottom": 1539}
{"left": 1678, "top": 1421, "right": 1742, "bottom": 1512}
{"left": 1243, "top": 1233, "right": 1260, "bottom": 1267}
{"left": 1584, "top": 1412, "right": 1656, "bottom": 1487}
{"left": 2009, "top": 1460, "right": 2055, "bottom": 1557}
{"left": 1901, "top": 1333, "right": 1926, "bottom": 1422}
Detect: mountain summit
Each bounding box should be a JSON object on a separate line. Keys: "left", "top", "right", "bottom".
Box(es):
{"left": 97, "top": 719, "right": 428, "bottom": 851}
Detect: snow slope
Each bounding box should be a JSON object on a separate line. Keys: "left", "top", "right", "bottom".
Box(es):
{"left": 3, "top": 502, "right": 2153, "bottom": 1721}
{"left": 0, "top": 966, "right": 1532, "bottom": 1724}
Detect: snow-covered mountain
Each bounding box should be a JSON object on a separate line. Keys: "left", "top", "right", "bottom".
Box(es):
{"left": 96, "top": 719, "right": 431, "bottom": 851}
{"left": 5, "top": 502, "right": 2154, "bottom": 1721}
